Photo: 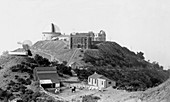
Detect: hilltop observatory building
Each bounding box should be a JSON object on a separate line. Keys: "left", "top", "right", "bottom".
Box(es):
{"left": 42, "top": 23, "right": 61, "bottom": 40}
{"left": 42, "top": 23, "right": 106, "bottom": 49}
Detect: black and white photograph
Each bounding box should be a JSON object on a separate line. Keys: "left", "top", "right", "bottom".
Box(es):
{"left": 0, "top": 0, "right": 170, "bottom": 102}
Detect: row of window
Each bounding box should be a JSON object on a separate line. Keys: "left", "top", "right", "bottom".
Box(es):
{"left": 89, "top": 78, "right": 112, "bottom": 85}
{"left": 88, "top": 78, "right": 104, "bottom": 85}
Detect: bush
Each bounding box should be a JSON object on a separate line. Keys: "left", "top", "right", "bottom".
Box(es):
{"left": 15, "top": 75, "right": 19, "bottom": 79}
{"left": 56, "top": 64, "right": 72, "bottom": 76}
{"left": 0, "top": 88, "right": 13, "bottom": 101}
{"left": 34, "top": 54, "right": 51, "bottom": 67}
{"left": 10, "top": 63, "right": 34, "bottom": 75}
{"left": 82, "top": 95, "right": 100, "bottom": 102}
{"left": 8, "top": 80, "right": 16, "bottom": 86}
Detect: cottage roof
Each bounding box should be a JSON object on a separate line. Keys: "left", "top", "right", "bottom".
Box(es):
{"left": 89, "top": 72, "right": 114, "bottom": 82}
{"left": 88, "top": 72, "right": 103, "bottom": 79}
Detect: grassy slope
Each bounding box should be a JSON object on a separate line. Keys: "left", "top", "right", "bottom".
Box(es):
{"left": 0, "top": 56, "right": 64, "bottom": 102}
{"left": 0, "top": 56, "right": 30, "bottom": 89}
{"left": 12, "top": 40, "right": 170, "bottom": 102}
{"left": 31, "top": 40, "right": 84, "bottom": 63}
{"left": 139, "top": 78, "right": 170, "bottom": 102}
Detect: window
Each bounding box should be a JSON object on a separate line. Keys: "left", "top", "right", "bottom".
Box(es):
{"left": 108, "top": 82, "right": 111, "bottom": 84}
{"left": 101, "top": 81, "right": 103, "bottom": 85}
{"left": 89, "top": 78, "right": 90, "bottom": 82}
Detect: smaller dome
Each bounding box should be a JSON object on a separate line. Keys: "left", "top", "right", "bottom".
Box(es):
{"left": 22, "top": 40, "right": 32, "bottom": 46}
{"left": 99, "top": 30, "right": 106, "bottom": 36}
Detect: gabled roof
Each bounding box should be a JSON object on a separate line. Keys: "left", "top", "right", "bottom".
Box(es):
{"left": 88, "top": 72, "right": 103, "bottom": 79}
{"left": 35, "top": 67, "right": 60, "bottom": 83}
{"left": 37, "top": 73, "right": 60, "bottom": 83}
{"left": 36, "top": 67, "right": 56, "bottom": 72}
{"left": 89, "top": 72, "right": 115, "bottom": 82}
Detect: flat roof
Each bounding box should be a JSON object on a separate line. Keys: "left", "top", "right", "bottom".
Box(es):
{"left": 40, "top": 79, "right": 52, "bottom": 84}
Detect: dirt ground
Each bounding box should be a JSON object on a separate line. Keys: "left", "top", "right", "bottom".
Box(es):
{"left": 47, "top": 87, "right": 98, "bottom": 101}
{"left": 46, "top": 86, "right": 142, "bottom": 102}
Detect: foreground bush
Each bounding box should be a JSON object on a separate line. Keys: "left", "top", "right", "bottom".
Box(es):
{"left": 82, "top": 95, "right": 100, "bottom": 102}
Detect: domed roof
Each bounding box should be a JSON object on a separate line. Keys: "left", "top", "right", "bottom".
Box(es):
{"left": 43, "top": 23, "right": 61, "bottom": 33}
{"left": 99, "top": 30, "right": 106, "bottom": 35}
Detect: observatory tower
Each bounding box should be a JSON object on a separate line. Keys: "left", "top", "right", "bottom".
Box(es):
{"left": 42, "top": 23, "right": 61, "bottom": 40}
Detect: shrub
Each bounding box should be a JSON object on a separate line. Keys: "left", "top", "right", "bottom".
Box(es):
{"left": 8, "top": 80, "right": 16, "bottom": 86}
{"left": 15, "top": 75, "right": 19, "bottom": 79}
{"left": 25, "top": 78, "right": 32, "bottom": 85}
{"left": 34, "top": 54, "right": 51, "bottom": 67}
{"left": 82, "top": 95, "right": 100, "bottom": 102}
{"left": 56, "top": 64, "right": 72, "bottom": 76}
{"left": 17, "top": 78, "right": 26, "bottom": 84}
{"left": 0, "top": 88, "right": 13, "bottom": 101}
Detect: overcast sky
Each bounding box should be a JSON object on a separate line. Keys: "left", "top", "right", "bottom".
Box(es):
{"left": 0, "top": 0, "right": 170, "bottom": 69}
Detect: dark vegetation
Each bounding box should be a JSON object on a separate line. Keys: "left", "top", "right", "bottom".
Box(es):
{"left": 55, "top": 63, "right": 72, "bottom": 76}
{"left": 0, "top": 88, "right": 13, "bottom": 102}
{"left": 34, "top": 54, "right": 72, "bottom": 76}
{"left": 34, "top": 54, "right": 51, "bottom": 67}
{"left": 75, "top": 41, "right": 169, "bottom": 91}
{"left": 82, "top": 95, "right": 100, "bottom": 102}
{"left": 0, "top": 56, "right": 62, "bottom": 102}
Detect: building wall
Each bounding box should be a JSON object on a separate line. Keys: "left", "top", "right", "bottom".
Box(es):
{"left": 55, "top": 83, "right": 60, "bottom": 87}
{"left": 92, "top": 79, "right": 97, "bottom": 86}
{"left": 58, "top": 36, "right": 70, "bottom": 41}
{"left": 105, "top": 79, "right": 116, "bottom": 88}
{"left": 94, "top": 32, "right": 106, "bottom": 41}
{"left": 88, "top": 77, "right": 116, "bottom": 89}
{"left": 70, "top": 35, "right": 92, "bottom": 49}
{"left": 97, "top": 78, "right": 106, "bottom": 89}
{"left": 88, "top": 77, "right": 106, "bottom": 88}
{"left": 88, "top": 77, "right": 93, "bottom": 85}
{"left": 43, "top": 33, "right": 59, "bottom": 40}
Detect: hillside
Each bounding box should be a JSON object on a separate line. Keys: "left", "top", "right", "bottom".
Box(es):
{"left": 83, "top": 41, "right": 148, "bottom": 67}
{"left": 30, "top": 40, "right": 150, "bottom": 68}
{"left": 139, "top": 77, "right": 170, "bottom": 102}
{"left": 30, "top": 40, "right": 169, "bottom": 92}
{"left": 80, "top": 41, "right": 169, "bottom": 91}
{"left": 31, "top": 40, "right": 85, "bottom": 65}
{"left": 0, "top": 56, "right": 65, "bottom": 102}
{"left": 2, "top": 40, "right": 170, "bottom": 102}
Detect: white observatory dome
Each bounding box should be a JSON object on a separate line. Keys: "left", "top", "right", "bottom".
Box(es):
{"left": 42, "top": 23, "right": 61, "bottom": 40}
{"left": 43, "top": 23, "right": 61, "bottom": 33}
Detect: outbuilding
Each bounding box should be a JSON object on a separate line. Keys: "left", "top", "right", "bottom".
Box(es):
{"left": 34, "top": 67, "right": 60, "bottom": 89}
{"left": 88, "top": 72, "right": 116, "bottom": 89}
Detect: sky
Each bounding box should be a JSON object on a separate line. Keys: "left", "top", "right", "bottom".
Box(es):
{"left": 0, "top": 0, "right": 170, "bottom": 69}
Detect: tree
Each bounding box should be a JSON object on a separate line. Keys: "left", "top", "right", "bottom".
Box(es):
{"left": 34, "top": 54, "right": 50, "bottom": 66}
{"left": 137, "top": 52, "right": 145, "bottom": 60}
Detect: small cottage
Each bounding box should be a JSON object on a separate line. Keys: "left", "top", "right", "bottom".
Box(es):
{"left": 34, "top": 67, "right": 60, "bottom": 89}
{"left": 88, "top": 72, "right": 116, "bottom": 89}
